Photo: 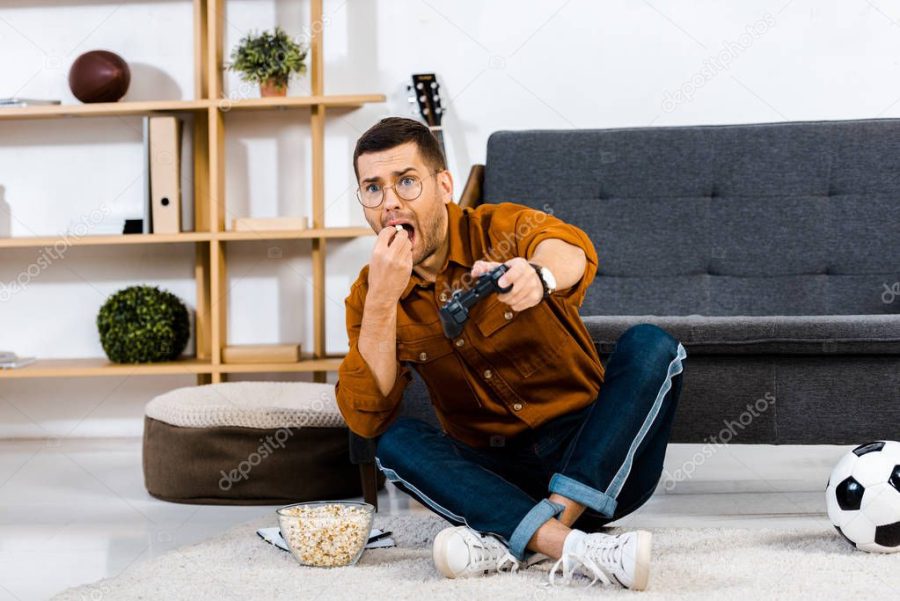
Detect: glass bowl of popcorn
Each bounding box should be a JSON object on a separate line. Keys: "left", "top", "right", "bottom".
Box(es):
{"left": 276, "top": 501, "right": 375, "bottom": 567}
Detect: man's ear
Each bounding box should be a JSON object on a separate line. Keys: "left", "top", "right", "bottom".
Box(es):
{"left": 437, "top": 169, "right": 454, "bottom": 204}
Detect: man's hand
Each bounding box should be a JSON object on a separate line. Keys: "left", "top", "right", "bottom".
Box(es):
{"left": 470, "top": 257, "right": 543, "bottom": 312}
{"left": 367, "top": 226, "right": 412, "bottom": 305}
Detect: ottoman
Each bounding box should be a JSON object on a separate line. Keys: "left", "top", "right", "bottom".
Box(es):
{"left": 143, "top": 381, "right": 382, "bottom": 505}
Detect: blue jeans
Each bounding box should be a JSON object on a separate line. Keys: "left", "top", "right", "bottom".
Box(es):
{"left": 375, "top": 323, "right": 687, "bottom": 561}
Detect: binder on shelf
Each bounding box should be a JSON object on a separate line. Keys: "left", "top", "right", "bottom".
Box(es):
{"left": 149, "top": 116, "right": 182, "bottom": 234}
{"left": 142, "top": 117, "right": 150, "bottom": 233}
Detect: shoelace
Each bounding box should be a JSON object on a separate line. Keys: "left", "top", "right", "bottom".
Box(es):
{"left": 546, "top": 534, "right": 624, "bottom": 587}
{"left": 495, "top": 550, "right": 521, "bottom": 573}
{"left": 465, "top": 532, "right": 521, "bottom": 574}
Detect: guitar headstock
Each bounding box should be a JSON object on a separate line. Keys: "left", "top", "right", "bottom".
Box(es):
{"left": 408, "top": 73, "right": 445, "bottom": 128}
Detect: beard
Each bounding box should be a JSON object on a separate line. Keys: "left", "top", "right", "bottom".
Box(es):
{"left": 412, "top": 203, "right": 447, "bottom": 266}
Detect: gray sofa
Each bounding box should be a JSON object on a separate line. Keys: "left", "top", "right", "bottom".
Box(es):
{"left": 350, "top": 118, "right": 900, "bottom": 506}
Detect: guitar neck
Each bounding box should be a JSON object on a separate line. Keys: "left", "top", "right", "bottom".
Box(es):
{"left": 429, "top": 126, "right": 446, "bottom": 160}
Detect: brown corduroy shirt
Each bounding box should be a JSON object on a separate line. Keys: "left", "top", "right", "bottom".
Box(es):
{"left": 335, "top": 201, "right": 604, "bottom": 448}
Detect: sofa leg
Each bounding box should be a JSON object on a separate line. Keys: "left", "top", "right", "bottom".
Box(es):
{"left": 360, "top": 462, "right": 379, "bottom": 511}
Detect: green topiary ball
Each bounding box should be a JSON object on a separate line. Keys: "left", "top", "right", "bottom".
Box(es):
{"left": 97, "top": 285, "right": 190, "bottom": 363}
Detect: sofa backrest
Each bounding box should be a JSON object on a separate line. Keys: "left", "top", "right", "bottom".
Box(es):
{"left": 482, "top": 119, "right": 900, "bottom": 316}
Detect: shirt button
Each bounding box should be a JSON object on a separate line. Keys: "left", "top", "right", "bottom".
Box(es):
{"left": 512, "top": 403, "right": 523, "bottom": 411}
{"left": 439, "top": 292, "right": 449, "bottom": 302}
{"left": 504, "top": 310, "right": 514, "bottom": 320}
{"left": 483, "top": 369, "right": 492, "bottom": 380}
{"left": 418, "top": 351, "right": 428, "bottom": 361}
{"left": 454, "top": 338, "right": 465, "bottom": 347}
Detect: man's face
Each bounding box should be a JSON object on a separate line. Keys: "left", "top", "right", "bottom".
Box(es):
{"left": 356, "top": 141, "right": 452, "bottom": 266}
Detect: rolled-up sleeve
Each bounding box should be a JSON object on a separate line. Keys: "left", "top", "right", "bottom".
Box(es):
{"left": 490, "top": 202, "right": 599, "bottom": 308}
{"left": 335, "top": 278, "right": 411, "bottom": 438}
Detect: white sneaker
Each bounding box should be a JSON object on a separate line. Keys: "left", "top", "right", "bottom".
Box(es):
{"left": 432, "top": 526, "right": 522, "bottom": 579}
{"left": 548, "top": 530, "right": 652, "bottom": 590}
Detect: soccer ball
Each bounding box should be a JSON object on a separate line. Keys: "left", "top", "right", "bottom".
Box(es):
{"left": 825, "top": 440, "right": 900, "bottom": 553}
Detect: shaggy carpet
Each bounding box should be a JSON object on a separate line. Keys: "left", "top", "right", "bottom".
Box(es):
{"left": 53, "top": 513, "right": 898, "bottom": 600}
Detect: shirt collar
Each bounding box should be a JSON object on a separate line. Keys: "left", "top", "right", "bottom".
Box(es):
{"left": 400, "top": 201, "right": 473, "bottom": 300}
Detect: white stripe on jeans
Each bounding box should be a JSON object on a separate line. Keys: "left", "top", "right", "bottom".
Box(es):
{"left": 605, "top": 342, "right": 687, "bottom": 500}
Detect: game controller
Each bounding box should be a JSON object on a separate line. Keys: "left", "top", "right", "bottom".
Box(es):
{"left": 439, "top": 264, "right": 513, "bottom": 339}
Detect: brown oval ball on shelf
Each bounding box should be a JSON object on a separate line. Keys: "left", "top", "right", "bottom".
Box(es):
{"left": 68, "top": 50, "right": 131, "bottom": 103}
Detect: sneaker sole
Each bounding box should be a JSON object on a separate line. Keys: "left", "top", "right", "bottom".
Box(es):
{"left": 630, "top": 530, "right": 652, "bottom": 591}
{"left": 432, "top": 526, "right": 463, "bottom": 579}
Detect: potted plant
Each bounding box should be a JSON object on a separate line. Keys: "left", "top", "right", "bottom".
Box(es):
{"left": 227, "top": 27, "right": 308, "bottom": 97}
{"left": 96, "top": 285, "right": 190, "bottom": 363}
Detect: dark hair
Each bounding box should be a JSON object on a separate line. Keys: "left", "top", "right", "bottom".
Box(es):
{"left": 353, "top": 117, "right": 446, "bottom": 181}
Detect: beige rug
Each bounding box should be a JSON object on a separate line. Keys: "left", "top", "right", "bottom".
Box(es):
{"left": 53, "top": 513, "right": 898, "bottom": 600}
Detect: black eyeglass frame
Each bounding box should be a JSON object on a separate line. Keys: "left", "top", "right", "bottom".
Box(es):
{"left": 355, "top": 170, "right": 441, "bottom": 209}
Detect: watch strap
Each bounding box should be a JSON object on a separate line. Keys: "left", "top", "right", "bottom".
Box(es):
{"left": 529, "top": 263, "right": 551, "bottom": 298}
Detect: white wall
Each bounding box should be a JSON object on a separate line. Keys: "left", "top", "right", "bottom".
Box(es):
{"left": 0, "top": 0, "right": 898, "bottom": 438}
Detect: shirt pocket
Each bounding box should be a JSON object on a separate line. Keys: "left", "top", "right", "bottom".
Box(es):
{"left": 396, "top": 333, "right": 473, "bottom": 412}
{"left": 474, "top": 296, "right": 565, "bottom": 379}
{"left": 397, "top": 334, "right": 455, "bottom": 366}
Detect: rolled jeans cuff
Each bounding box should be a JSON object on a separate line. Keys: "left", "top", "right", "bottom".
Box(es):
{"left": 507, "top": 499, "right": 565, "bottom": 561}
{"left": 549, "top": 473, "right": 618, "bottom": 517}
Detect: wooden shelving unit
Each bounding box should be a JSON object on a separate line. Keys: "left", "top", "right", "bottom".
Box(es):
{"left": 0, "top": 0, "right": 382, "bottom": 382}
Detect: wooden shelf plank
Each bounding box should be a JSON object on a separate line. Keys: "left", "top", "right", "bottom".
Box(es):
{"left": 0, "top": 99, "right": 209, "bottom": 121}
{"left": 0, "top": 228, "right": 374, "bottom": 249}
{"left": 0, "top": 356, "right": 346, "bottom": 378}
{"left": 217, "top": 226, "right": 373, "bottom": 241}
{"left": 0, "top": 232, "right": 213, "bottom": 249}
{"left": 213, "top": 94, "right": 385, "bottom": 112}
{"left": 0, "top": 357, "right": 213, "bottom": 379}
{"left": 0, "top": 95, "right": 384, "bottom": 122}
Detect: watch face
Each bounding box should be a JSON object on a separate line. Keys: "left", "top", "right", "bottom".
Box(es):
{"left": 541, "top": 267, "right": 557, "bottom": 291}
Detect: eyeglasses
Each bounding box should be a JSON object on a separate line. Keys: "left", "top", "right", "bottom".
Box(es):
{"left": 356, "top": 172, "right": 439, "bottom": 209}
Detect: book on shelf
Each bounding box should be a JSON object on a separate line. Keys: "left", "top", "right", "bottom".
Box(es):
{"left": 221, "top": 344, "right": 302, "bottom": 364}
{"left": 0, "top": 98, "right": 61, "bottom": 108}
{"left": 0, "top": 352, "right": 36, "bottom": 369}
{"left": 232, "top": 217, "right": 309, "bottom": 232}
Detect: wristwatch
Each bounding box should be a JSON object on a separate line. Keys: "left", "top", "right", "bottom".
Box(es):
{"left": 529, "top": 263, "right": 557, "bottom": 297}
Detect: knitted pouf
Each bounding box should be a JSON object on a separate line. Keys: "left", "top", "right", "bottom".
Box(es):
{"left": 143, "top": 381, "right": 381, "bottom": 505}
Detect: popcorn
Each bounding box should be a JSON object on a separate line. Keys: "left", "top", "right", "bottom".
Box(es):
{"left": 278, "top": 503, "right": 372, "bottom": 567}
{"left": 395, "top": 224, "right": 404, "bottom": 233}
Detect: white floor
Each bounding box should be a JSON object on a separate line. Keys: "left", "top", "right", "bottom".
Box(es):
{"left": 0, "top": 438, "right": 850, "bottom": 601}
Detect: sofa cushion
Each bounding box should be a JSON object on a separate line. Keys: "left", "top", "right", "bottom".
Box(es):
{"left": 583, "top": 315, "right": 900, "bottom": 355}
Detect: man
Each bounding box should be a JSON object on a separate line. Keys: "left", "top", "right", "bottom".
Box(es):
{"left": 335, "top": 117, "right": 687, "bottom": 590}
